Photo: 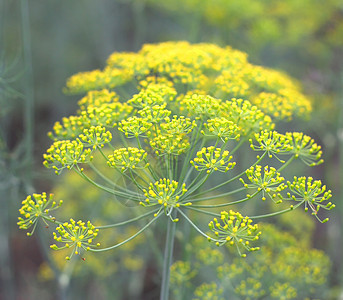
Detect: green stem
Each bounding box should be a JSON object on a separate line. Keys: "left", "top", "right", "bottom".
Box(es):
{"left": 20, "top": 0, "right": 34, "bottom": 185}
{"left": 74, "top": 167, "right": 142, "bottom": 201}
{"left": 91, "top": 212, "right": 162, "bottom": 252}
{"left": 95, "top": 208, "right": 158, "bottom": 229}
{"left": 160, "top": 214, "right": 177, "bottom": 300}
{"left": 188, "top": 187, "right": 246, "bottom": 202}
{"left": 88, "top": 163, "right": 138, "bottom": 195}
{"left": 190, "top": 194, "right": 257, "bottom": 208}
{"left": 277, "top": 155, "right": 295, "bottom": 172}
{"left": 250, "top": 201, "right": 304, "bottom": 219}
{"left": 183, "top": 206, "right": 220, "bottom": 217}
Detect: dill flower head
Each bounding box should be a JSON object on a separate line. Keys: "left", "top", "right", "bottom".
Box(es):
{"left": 107, "top": 147, "right": 148, "bottom": 172}
{"left": 190, "top": 146, "right": 235, "bottom": 173}
{"left": 78, "top": 126, "right": 112, "bottom": 150}
{"left": 22, "top": 41, "right": 333, "bottom": 266}
{"left": 65, "top": 41, "right": 312, "bottom": 121}
{"left": 43, "top": 139, "right": 93, "bottom": 174}
{"left": 18, "top": 193, "right": 62, "bottom": 235}
{"left": 286, "top": 132, "right": 323, "bottom": 166}
{"left": 50, "top": 219, "right": 100, "bottom": 260}
{"left": 208, "top": 210, "right": 261, "bottom": 257}
{"left": 241, "top": 165, "right": 286, "bottom": 202}
{"left": 287, "top": 176, "right": 334, "bottom": 222}
{"left": 141, "top": 178, "right": 188, "bottom": 212}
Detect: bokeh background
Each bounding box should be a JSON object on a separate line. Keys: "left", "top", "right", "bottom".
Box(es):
{"left": 1, "top": 0, "right": 343, "bottom": 299}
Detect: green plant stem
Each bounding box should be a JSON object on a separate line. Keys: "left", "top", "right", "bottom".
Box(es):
{"left": 74, "top": 166, "right": 142, "bottom": 201}
{"left": 250, "top": 201, "right": 304, "bottom": 219}
{"left": 188, "top": 187, "right": 246, "bottom": 202}
{"left": 20, "top": 0, "right": 34, "bottom": 185}
{"left": 95, "top": 208, "right": 158, "bottom": 229}
{"left": 190, "top": 191, "right": 259, "bottom": 207}
{"left": 183, "top": 206, "right": 220, "bottom": 217}
{"left": 277, "top": 156, "right": 295, "bottom": 172}
{"left": 92, "top": 212, "right": 162, "bottom": 252}
{"left": 160, "top": 215, "right": 177, "bottom": 300}
{"left": 177, "top": 208, "right": 219, "bottom": 242}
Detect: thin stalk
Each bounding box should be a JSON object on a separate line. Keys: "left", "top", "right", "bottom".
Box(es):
{"left": 277, "top": 156, "right": 295, "bottom": 172}
{"left": 74, "top": 167, "right": 142, "bottom": 201}
{"left": 188, "top": 187, "right": 246, "bottom": 202}
{"left": 182, "top": 206, "right": 220, "bottom": 217}
{"left": 189, "top": 191, "right": 260, "bottom": 208}
{"left": 20, "top": 0, "right": 34, "bottom": 184}
{"left": 249, "top": 201, "right": 304, "bottom": 219}
{"left": 160, "top": 214, "right": 177, "bottom": 300}
{"left": 91, "top": 212, "right": 162, "bottom": 252}
{"left": 95, "top": 208, "right": 158, "bottom": 229}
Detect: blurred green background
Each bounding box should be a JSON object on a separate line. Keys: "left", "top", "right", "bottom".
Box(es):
{"left": 1, "top": 0, "right": 343, "bottom": 299}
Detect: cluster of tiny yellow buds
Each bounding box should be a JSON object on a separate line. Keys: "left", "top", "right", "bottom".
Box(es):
{"left": 128, "top": 83, "right": 176, "bottom": 109}
{"left": 64, "top": 67, "right": 133, "bottom": 94}
{"left": 78, "top": 126, "right": 112, "bottom": 150}
{"left": 193, "top": 282, "right": 224, "bottom": 300}
{"left": 208, "top": 210, "right": 261, "bottom": 257}
{"left": 222, "top": 98, "right": 275, "bottom": 136}
{"left": 287, "top": 176, "right": 334, "bottom": 222}
{"left": 190, "top": 146, "right": 236, "bottom": 173}
{"left": 80, "top": 102, "right": 133, "bottom": 128}
{"left": 249, "top": 130, "right": 293, "bottom": 161}
{"left": 127, "top": 88, "right": 165, "bottom": 109}
{"left": 17, "top": 193, "right": 62, "bottom": 235}
{"left": 43, "top": 139, "right": 92, "bottom": 175}
{"left": 150, "top": 133, "right": 190, "bottom": 156}
{"left": 252, "top": 92, "right": 294, "bottom": 121}
{"left": 202, "top": 117, "right": 240, "bottom": 141}
{"left": 234, "top": 277, "right": 265, "bottom": 299}
{"left": 170, "top": 261, "right": 197, "bottom": 286}
{"left": 286, "top": 132, "right": 323, "bottom": 166}
{"left": 118, "top": 116, "right": 153, "bottom": 138}
{"left": 137, "top": 104, "right": 171, "bottom": 123}
{"left": 107, "top": 147, "right": 148, "bottom": 172}
{"left": 241, "top": 165, "right": 286, "bottom": 202}
{"left": 180, "top": 94, "right": 223, "bottom": 119}
{"left": 50, "top": 219, "right": 100, "bottom": 260}
{"left": 214, "top": 67, "right": 250, "bottom": 98}
{"left": 269, "top": 282, "right": 297, "bottom": 299}
{"left": 140, "top": 179, "right": 189, "bottom": 212}
{"left": 138, "top": 76, "right": 174, "bottom": 89}
{"left": 77, "top": 89, "right": 119, "bottom": 111}
{"left": 160, "top": 115, "right": 196, "bottom": 135}
{"left": 48, "top": 115, "right": 84, "bottom": 141}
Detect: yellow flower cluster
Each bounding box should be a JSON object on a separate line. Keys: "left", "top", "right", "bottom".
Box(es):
{"left": 193, "top": 282, "right": 224, "bottom": 300}
{"left": 150, "top": 133, "right": 190, "bottom": 156}
{"left": 208, "top": 210, "right": 261, "bottom": 256}
{"left": 43, "top": 139, "right": 92, "bottom": 174}
{"left": 141, "top": 178, "right": 188, "bottom": 211}
{"left": 202, "top": 117, "right": 240, "bottom": 141}
{"left": 241, "top": 165, "right": 286, "bottom": 202}
{"left": 65, "top": 41, "right": 311, "bottom": 121}
{"left": 78, "top": 89, "right": 119, "bottom": 111}
{"left": 78, "top": 126, "right": 112, "bottom": 150}
{"left": 286, "top": 132, "right": 323, "bottom": 166}
{"left": 190, "top": 146, "right": 235, "bottom": 173}
{"left": 127, "top": 83, "right": 177, "bottom": 108}
{"left": 17, "top": 193, "right": 62, "bottom": 235}
{"left": 50, "top": 219, "right": 100, "bottom": 260}
{"left": 107, "top": 147, "right": 148, "bottom": 172}
{"left": 250, "top": 130, "right": 293, "bottom": 161}
{"left": 287, "top": 176, "right": 334, "bottom": 222}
